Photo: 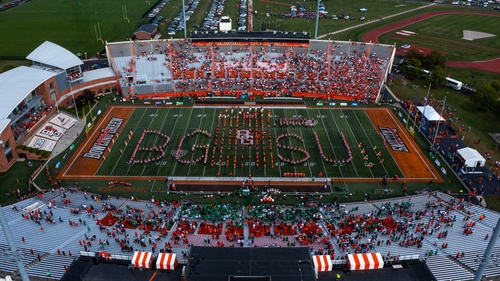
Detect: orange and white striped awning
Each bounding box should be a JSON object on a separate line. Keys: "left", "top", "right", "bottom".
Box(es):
{"left": 131, "top": 251, "right": 153, "bottom": 269}
{"left": 156, "top": 253, "right": 178, "bottom": 270}
{"left": 347, "top": 253, "right": 384, "bottom": 270}
{"left": 312, "top": 255, "right": 333, "bottom": 272}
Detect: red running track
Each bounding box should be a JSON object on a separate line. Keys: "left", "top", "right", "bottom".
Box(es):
{"left": 362, "top": 11, "right": 500, "bottom": 74}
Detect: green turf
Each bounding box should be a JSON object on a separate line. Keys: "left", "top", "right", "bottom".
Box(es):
{"left": 0, "top": 160, "right": 43, "bottom": 204}
{"left": 94, "top": 107, "right": 402, "bottom": 179}
{"left": 377, "top": 14, "right": 500, "bottom": 61}
{"left": 0, "top": 0, "right": 152, "bottom": 58}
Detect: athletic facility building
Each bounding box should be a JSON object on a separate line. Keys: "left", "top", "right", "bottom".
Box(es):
{"left": 0, "top": 41, "right": 119, "bottom": 172}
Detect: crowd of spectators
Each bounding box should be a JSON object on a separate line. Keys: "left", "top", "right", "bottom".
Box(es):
{"left": 110, "top": 39, "right": 391, "bottom": 101}
{"left": 11, "top": 104, "right": 52, "bottom": 141}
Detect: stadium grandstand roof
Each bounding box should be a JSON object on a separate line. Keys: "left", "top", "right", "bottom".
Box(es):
{"left": 0, "top": 66, "right": 55, "bottom": 120}
{"left": 191, "top": 31, "right": 310, "bottom": 43}
{"left": 26, "top": 41, "right": 83, "bottom": 70}
{"left": 83, "top": 67, "right": 117, "bottom": 82}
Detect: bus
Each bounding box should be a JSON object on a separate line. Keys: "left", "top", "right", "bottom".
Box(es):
{"left": 445, "top": 77, "right": 463, "bottom": 91}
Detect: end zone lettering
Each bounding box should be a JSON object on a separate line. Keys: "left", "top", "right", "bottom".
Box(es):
{"left": 83, "top": 117, "right": 124, "bottom": 160}
{"left": 378, "top": 126, "right": 409, "bottom": 153}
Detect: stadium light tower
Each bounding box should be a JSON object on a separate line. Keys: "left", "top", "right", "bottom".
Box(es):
{"left": 0, "top": 205, "right": 30, "bottom": 281}
{"left": 432, "top": 96, "right": 446, "bottom": 147}
{"left": 182, "top": 0, "right": 187, "bottom": 39}
{"left": 474, "top": 217, "right": 500, "bottom": 281}
{"left": 314, "top": 0, "right": 320, "bottom": 39}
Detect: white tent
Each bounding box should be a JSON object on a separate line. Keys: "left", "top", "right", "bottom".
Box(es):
{"left": 417, "top": 105, "right": 445, "bottom": 122}
{"left": 457, "top": 147, "right": 486, "bottom": 168}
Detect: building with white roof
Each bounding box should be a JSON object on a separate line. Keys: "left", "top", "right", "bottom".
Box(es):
{"left": 0, "top": 42, "right": 119, "bottom": 172}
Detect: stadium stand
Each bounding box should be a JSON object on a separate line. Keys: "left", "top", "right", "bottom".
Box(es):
{"left": 1, "top": 189, "right": 500, "bottom": 280}
{"left": 106, "top": 39, "right": 395, "bottom": 102}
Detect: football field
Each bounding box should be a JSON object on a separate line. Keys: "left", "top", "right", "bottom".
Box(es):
{"left": 61, "top": 105, "right": 440, "bottom": 181}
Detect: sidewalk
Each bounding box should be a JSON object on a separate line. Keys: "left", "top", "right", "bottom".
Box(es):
{"left": 50, "top": 119, "right": 85, "bottom": 160}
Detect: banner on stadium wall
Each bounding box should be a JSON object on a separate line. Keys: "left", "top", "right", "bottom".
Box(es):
{"left": 419, "top": 116, "right": 429, "bottom": 135}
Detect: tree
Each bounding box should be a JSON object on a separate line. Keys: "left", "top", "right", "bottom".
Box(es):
{"left": 405, "top": 48, "right": 425, "bottom": 65}
{"left": 471, "top": 82, "right": 498, "bottom": 109}
{"left": 423, "top": 50, "right": 447, "bottom": 70}
{"left": 401, "top": 49, "right": 424, "bottom": 79}
{"left": 82, "top": 89, "right": 95, "bottom": 103}
{"left": 427, "top": 65, "right": 446, "bottom": 88}
{"left": 490, "top": 81, "right": 500, "bottom": 92}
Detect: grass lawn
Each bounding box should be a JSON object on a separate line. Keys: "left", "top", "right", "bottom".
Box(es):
{"left": 377, "top": 14, "right": 500, "bottom": 62}
{"left": 0, "top": 0, "right": 426, "bottom": 58}
{"left": 0, "top": 0, "right": 151, "bottom": 58}
{"left": 252, "top": 0, "right": 425, "bottom": 35}
{"left": 0, "top": 59, "right": 30, "bottom": 73}
{"left": 446, "top": 67, "right": 500, "bottom": 86}
{"left": 0, "top": 160, "right": 43, "bottom": 204}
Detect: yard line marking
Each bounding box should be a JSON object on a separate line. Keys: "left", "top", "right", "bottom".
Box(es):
{"left": 271, "top": 108, "right": 282, "bottom": 177}
{"left": 153, "top": 106, "right": 173, "bottom": 177}
{"left": 352, "top": 110, "right": 390, "bottom": 176}
{"left": 109, "top": 108, "right": 148, "bottom": 176}
{"left": 283, "top": 109, "right": 297, "bottom": 175}
{"left": 165, "top": 108, "right": 185, "bottom": 175}
{"left": 133, "top": 108, "right": 160, "bottom": 176}
{"left": 322, "top": 109, "right": 347, "bottom": 178}
{"left": 171, "top": 107, "right": 195, "bottom": 176}
{"left": 328, "top": 109, "right": 360, "bottom": 178}
{"left": 123, "top": 108, "right": 154, "bottom": 176}
{"left": 187, "top": 108, "right": 205, "bottom": 176}
{"left": 203, "top": 108, "right": 217, "bottom": 177}
{"left": 341, "top": 109, "right": 374, "bottom": 178}
{"left": 308, "top": 109, "right": 331, "bottom": 178}
{"left": 295, "top": 108, "right": 313, "bottom": 177}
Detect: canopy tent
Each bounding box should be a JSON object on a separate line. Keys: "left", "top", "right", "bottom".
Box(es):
{"left": 417, "top": 105, "right": 446, "bottom": 122}
{"left": 131, "top": 251, "right": 152, "bottom": 269}
{"left": 347, "top": 253, "right": 384, "bottom": 270}
{"left": 156, "top": 253, "right": 178, "bottom": 270}
{"left": 312, "top": 255, "right": 333, "bottom": 272}
{"left": 457, "top": 147, "right": 486, "bottom": 168}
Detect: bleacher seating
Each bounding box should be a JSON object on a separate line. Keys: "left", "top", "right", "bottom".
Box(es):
{"left": 106, "top": 39, "right": 393, "bottom": 100}
{"left": 2, "top": 191, "right": 500, "bottom": 280}
{"left": 425, "top": 255, "right": 474, "bottom": 281}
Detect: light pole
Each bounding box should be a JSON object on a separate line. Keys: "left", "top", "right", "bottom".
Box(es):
{"left": 182, "top": 0, "right": 187, "bottom": 39}
{"left": 432, "top": 96, "right": 446, "bottom": 147}
{"left": 314, "top": 0, "right": 320, "bottom": 39}
{"left": 69, "top": 81, "right": 79, "bottom": 120}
